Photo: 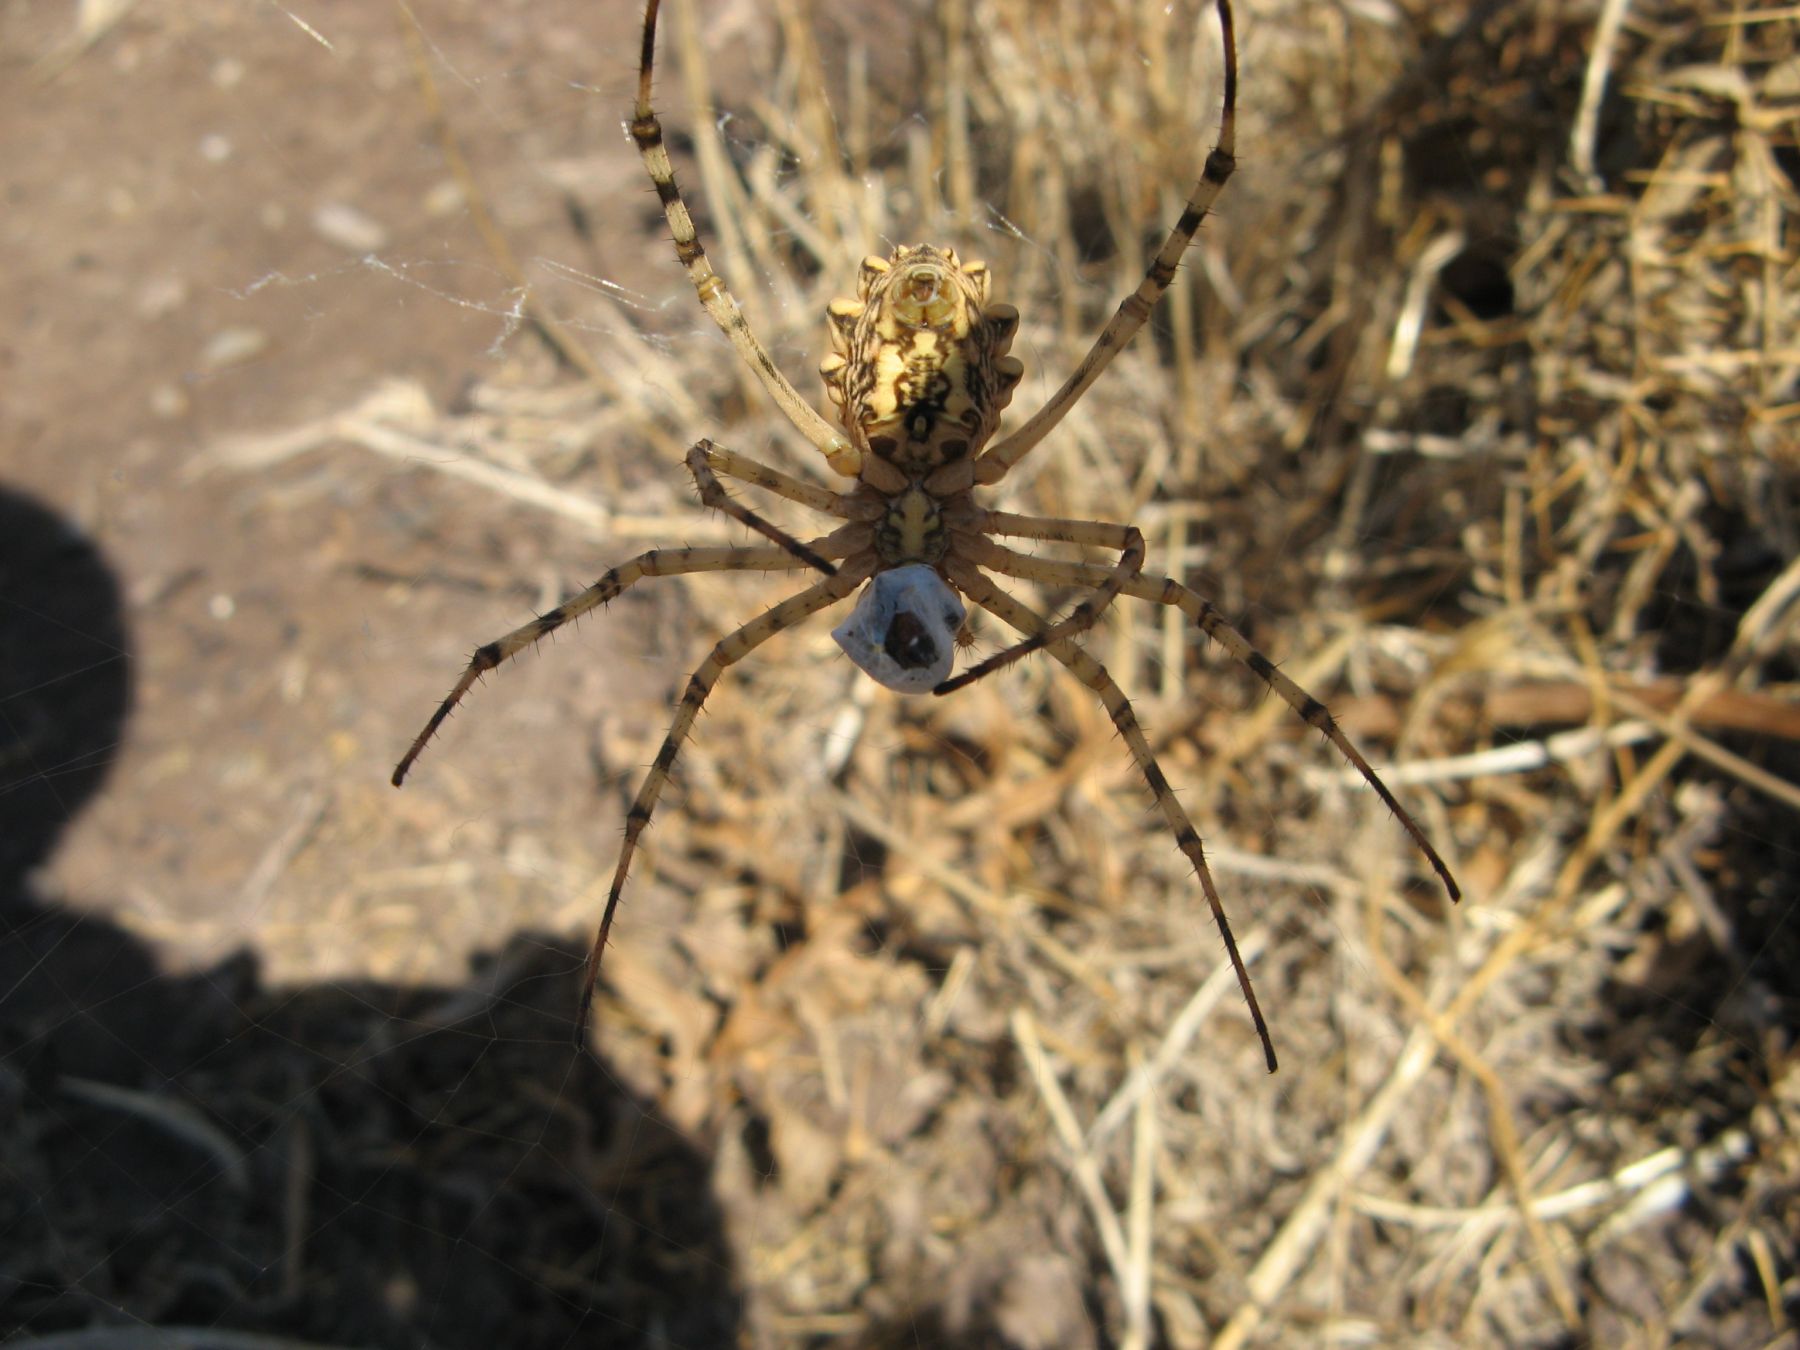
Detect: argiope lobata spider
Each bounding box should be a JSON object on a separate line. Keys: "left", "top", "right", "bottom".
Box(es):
{"left": 393, "top": 0, "right": 1459, "bottom": 1071}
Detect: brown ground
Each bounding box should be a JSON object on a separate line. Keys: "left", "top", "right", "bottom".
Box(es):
{"left": 3, "top": 1, "right": 1798, "bottom": 1347}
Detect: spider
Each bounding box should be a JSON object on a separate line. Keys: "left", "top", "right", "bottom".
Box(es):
{"left": 393, "top": 0, "right": 1459, "bottom": 1071}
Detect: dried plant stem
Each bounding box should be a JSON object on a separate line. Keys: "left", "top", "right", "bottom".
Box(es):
{"left": 1214, "top": 1024, "right": 1442, "bottom": 1350}
{"left": 1013, "top": 1008, "right": 1147, "bottom": 1350}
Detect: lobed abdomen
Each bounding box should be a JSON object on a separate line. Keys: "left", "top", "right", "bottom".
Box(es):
{"left": 820, "top": 245, "right": 1023, "bottom": 474}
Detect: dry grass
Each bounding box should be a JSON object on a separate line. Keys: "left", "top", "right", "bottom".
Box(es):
{"left": 235, "top": 0, "right": 1800, "bottom": 1343}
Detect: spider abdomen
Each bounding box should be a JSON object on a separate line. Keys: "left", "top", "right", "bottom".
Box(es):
{"left": 820, "top": 244, "right": 1023, "bottom": 474}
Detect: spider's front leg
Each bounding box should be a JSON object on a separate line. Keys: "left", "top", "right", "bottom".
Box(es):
{"left": 578, "top": 561, "right": 873, "bottom": 1029}
{"left": 633, "top": 0, "right": 862, "bottom": 478}
{"left": 391, "top": 533, "right": 862, "bottom": 787}
{"left": 946, "top": 558, "right": 1278, "bottom": 1071}
{"left": 935, "top": 513, "right": 1146, "bottom": 694}
{"left": 968, "top": 544, "right": 1461, "bottom": 906}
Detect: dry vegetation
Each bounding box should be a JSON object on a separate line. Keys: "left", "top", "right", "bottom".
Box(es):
{"left": 39, "top": 0, "right": 1796, "bottom": 1345}
{"left": 361, "top": 0, "right": 1800, "bottom": 1343}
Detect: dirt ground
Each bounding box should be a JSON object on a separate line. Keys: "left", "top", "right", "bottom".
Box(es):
{"left": 3, "top": 0, "right": 654, "bottom": 967}
{"left": 4, "top": 0, "right": 1799, "bottom": 1347}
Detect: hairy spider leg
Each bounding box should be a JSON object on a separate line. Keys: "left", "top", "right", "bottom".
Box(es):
{"left": 391, "top": 433, "right": 875, "bottom": 786}
{"left": 968, "top": 541, "right": 1461, "bottom": 904}
{"left": 578, "top": 562, "right": 873, "bottom": 1026}
{"left": 973, "top": 0, "right": 1238, "bottom": 486}
{"left": 392, "top": 533, "right": 858, "bottom": 788}
{"left": 632, "top": 0, "right": 862, "bottom": 477}
{"left": 948, "top": 559, "right": 1277, "bottom": 1071}
{"left": 689, "top": 440, "right": 868, "bottom": 523}
{"left": 936, "top": 512, "right": 1146, "bottom": 693}
{"left": 685, "top": 441, "right": 851, "bottom": 574}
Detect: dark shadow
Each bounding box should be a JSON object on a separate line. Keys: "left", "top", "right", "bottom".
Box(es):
{"left": 0, "top": 485, "right": 738, "bottom": 1348}
{"left": 0, "top": 484, "right": 132, "bottom": 884}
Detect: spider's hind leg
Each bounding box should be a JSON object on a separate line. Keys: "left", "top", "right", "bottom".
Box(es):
{"left": 632, "top": 0, "right": 860, "bottom": 474}
{"left": 1141, "top": 572, "right": 1461, "bottom": 906}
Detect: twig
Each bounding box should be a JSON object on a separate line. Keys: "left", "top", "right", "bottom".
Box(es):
{"left": 59, "top": 1078, "right": 250, "bottom": 1194}
{"left": 238, "top": 786, "right": 327, "bottom": 917}
{"left": 1213, "top": 1024, "right": 1441, "bottom": 1350}
{"left": 1012, "top": 1009, "right": 1141, "bottom": 1349}
{"left": 1607, "top": 683, "right": 1800, "bottom": 814}
{"left": 1310, "top": 719, "right": 1659, "bottom": 789}
{"left": 1126, "top": 1044, "right": 1157, "bottom": 1350}
{"left": 1351, "top": 1129, "right": 1754, "bottom": 1233}
{"left": 1571, "top": 0, "right": 1634, "bottom": 187}
{"left": 205, "top": 381, "right": 733, "bottom": 543}
{"left": 29, "top": 0, "right": 143, "bottom": 86}
{"left": 1088, "top": 927, "right": 1271, "bottom": 1147}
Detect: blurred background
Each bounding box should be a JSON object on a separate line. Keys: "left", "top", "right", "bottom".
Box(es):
{"left": 3, "top": 0, "right": 1796, "bottom": 1345}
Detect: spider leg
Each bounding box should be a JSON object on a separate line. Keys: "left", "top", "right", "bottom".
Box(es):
{"left": 972, "top": 0, "right": 1236, "bottom": 487}
{"left": 967, "top": 543, "right": 1461, "bottom": 905}
{"left": 686, "top": 441, "right": 875, "bottom": 575}
{"left": 947, "top": 559, "right": 1277, "bottom": 1072}
{"left": 578, "top": 559, "right": 873, "bottom": 1030}
{"left": 393, "top": 536, "right": 861, "bottom": 787}
{"left": 691, "top": 440, "right": 870, "bottom": 521}
{"left": 633, "top": 0, "right": 861, "bottom": 477}
{"left": 937, "top": 512, "right": 1145, "bottom": 694}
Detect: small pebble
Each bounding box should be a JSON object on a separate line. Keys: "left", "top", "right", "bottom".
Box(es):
{"left": 199, "top": 327, "right": 268, "bottom": 371}
{"left": 423, "top": 179, "right": 465, "bottom": 218}
{"left": 149, "top": 383, "right": 189, "bottom": 418}
{"left": 312, "top": 201, "right": 388, "bottom": 253}
{"left": 138, "top": 276, "right": 188, "bottom": 319}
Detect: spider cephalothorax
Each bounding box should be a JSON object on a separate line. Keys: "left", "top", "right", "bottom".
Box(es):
{"left": 393, "top": 0, "right": 1460, "bottom": 1073}
{"left": 820, "top": 245, "right": 1023, "bottom": 474}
